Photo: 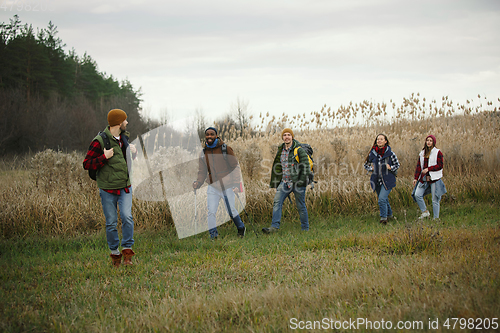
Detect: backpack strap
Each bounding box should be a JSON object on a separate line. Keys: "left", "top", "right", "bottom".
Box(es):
{"left": 293, "top": 146, "right": 301, "bottom": 162}
{"left": 98, "top": 131, "right": 111, "bottom": 150}
{"left": 88, "top": 132, "right": 111, "bottom": 181}
{"left": 221, "top": 143, "right": 228, "bottom": 161}
{"left": 203, "top": 143, "right": 229, "bottom": 163}
{"left": 98, "top": 131, "right": 128, "bottom": 151}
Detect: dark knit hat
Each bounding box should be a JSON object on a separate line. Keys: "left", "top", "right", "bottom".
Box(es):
{"left": 107, "top": 109, "right": 127, "bottom": 127}
{"left": 426, "top": 134, "right": 437, "bottom": 146}
{"left": 281, "top": 128, "right": 294, "bottom": 139}
{"left": 205, "top": 127, "right": 218, "bottom": 135}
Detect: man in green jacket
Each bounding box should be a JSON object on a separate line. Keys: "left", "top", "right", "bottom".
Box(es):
{"left": 263, "top": 128, "right": 310, "bottom": 233}
{"left": 83, "top": 109, "right": 137, "bottom": 267}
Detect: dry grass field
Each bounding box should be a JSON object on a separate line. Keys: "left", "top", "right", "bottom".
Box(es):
{"left": 1, "top": 95, "right": 499, "bottom": 237}
{"left": 0, "top": 95, "right": 499, "bottom": 332}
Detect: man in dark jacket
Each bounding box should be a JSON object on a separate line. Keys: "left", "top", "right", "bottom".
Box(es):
{"left": 192, "top": 127, "right": 245, "bottom": 239}
{"left": 263, "top": 128, "right": 310, "bottom": 233}
{"left": 83, "top": 109, "right": 137, "bottom": 267}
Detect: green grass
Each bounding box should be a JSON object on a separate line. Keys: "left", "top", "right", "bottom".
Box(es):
{"left": 1, "top": 201, "right": 500, "bottom": 332}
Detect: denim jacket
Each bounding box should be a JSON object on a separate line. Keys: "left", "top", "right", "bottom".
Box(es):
{"left": 411, "top": 178, "right": 447, "bottom": 202}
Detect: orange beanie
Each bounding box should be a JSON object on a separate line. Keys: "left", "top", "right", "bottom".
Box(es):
{"left": 281, "top": 128, "right": 294, "bottom": 139}
{"left": 107, "top": 109, "right": 127, "bottom": 126}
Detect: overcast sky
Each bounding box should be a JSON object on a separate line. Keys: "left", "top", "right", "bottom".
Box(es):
{"left": 5, "top": 0, "right": 500, "bottom": 122}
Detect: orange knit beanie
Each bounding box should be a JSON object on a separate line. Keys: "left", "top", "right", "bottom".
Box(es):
{"left": 107, "top": 109, "right": 127, "bottom": 126}
{"left": 281, "top": 128, "right": 294, "bottom": 139}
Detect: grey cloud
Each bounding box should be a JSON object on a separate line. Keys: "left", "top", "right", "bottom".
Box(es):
{"left": 9, "top": 0, "right": 500, "bottom": 119}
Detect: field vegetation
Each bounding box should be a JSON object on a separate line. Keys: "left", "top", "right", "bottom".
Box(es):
{"left": 1, "top": 203, "right": 499, "bottom": 332}
{"left": 1, "top": 94, "right": 499, "bottom": 331}
{"left": 1, "top": 93, "right": 498, "bottom": 237}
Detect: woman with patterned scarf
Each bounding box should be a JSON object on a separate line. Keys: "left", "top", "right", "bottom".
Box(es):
{"left": 364, "top": 134, "right": 400, "bottom": 224}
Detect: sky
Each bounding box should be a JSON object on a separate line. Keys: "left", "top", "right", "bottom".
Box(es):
{"left": 3, "top": 0, "right": 500, "bottom": 123}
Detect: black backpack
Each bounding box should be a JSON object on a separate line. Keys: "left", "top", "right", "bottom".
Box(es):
{"left": 89, "top": 132, "right": 111, "bottom": 181}
{"left": 293, "top": 143, "right": 316, "bottom": 188}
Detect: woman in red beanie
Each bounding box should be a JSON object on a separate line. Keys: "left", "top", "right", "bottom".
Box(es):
{"left": 411, "top": 135, "right": 447, "bottom": 219}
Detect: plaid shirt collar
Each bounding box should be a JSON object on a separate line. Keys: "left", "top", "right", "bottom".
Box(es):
{"left": 281, "top": 145, "right": 292, "bottom": 187}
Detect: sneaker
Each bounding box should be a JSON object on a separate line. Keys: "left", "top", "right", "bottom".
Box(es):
{"left": 238, "top": 227, "right": 246, "bottom": 238}
{"left": 418, "top": 211, "right": 430, "bottom": 219}
{"left": 379, "top": 219, "right": 387, "bottom": 225}
{"left": 262, "top": 226, "right": 279, "bottom": 234}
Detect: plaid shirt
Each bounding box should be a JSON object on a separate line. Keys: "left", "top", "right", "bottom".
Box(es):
{"left": 280, "top": 145, "right": 292, "bottom": 188}
{"left": 364, "top": 151, "right": 400, "bottom": 186}
{"left": 83, "top": 138, "right": 131, "bottom": 195}
{"left": 414, "top": 150, "right": 443, "bottom": 184}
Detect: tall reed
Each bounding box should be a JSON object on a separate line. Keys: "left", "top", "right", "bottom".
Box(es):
{"left": 1, "top": 94, "right": 499, "bottom": 238}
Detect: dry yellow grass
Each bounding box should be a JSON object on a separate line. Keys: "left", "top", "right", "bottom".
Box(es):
{"left": 0, "top": 95, "right": 499, "bottom": 237}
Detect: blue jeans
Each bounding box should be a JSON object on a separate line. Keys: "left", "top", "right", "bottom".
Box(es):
{"left": 375, "top": 184, "right": 393, "bottom": 219}
{"left": 271, "top": 182, "right": 309, "bottom": 230}
{"left": 207, "top": 185, "right": 245, "bottom": 238}
{"left": 99, "top": 188, "right": 135, "bottom": 251}
{"left": 414, "top": 181, "right": 441, "bottom": 219}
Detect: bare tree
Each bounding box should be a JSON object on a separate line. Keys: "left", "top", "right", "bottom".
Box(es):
{"left": 194, "top": 107, "right": 207, "bottom": 141}
{"left": 231, "top": 97, "right": 250, "bottom": 138}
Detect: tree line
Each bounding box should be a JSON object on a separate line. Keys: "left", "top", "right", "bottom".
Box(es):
{"left": 0, "top": 15, "right": 151, "bottom": 155}
{"left": 0, "top": 15, "right": 261, "bottom": 156}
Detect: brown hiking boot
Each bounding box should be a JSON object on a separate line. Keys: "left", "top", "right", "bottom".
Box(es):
{"left": 110, "top": 253, "right": 122, "bottom": 267}
{"left": 262, "top": 226, "right": 279, "bottom": 234}
{"left": 122, "top": 249, "right": 135, "bottom": 266}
